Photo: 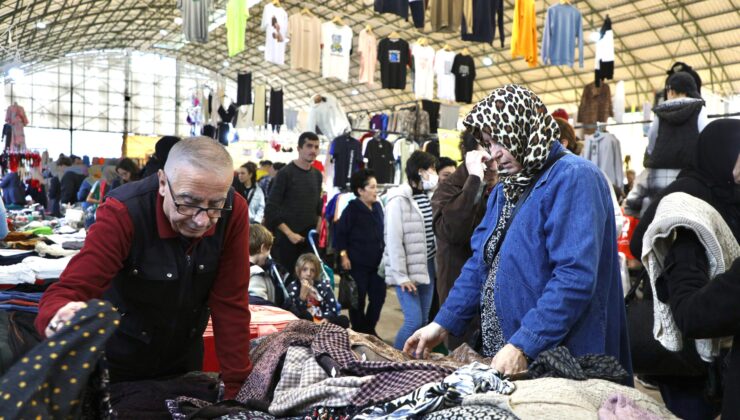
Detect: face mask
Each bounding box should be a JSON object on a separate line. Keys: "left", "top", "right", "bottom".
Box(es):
{"left": 420, "top": 172, "right": 439, "bottom": 191}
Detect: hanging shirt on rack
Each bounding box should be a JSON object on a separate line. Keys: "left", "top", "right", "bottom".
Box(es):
{"left": 178, "top": 0, "right": 211, "bottom": 43}
{"left": 269, "top": 88, "right": 284, "bottom": 129}
{"left": 374, "top": 0, "right": 409, "bottom": 19}
{"left": 378, "top": 38, "right": 411, "bottom": 90}
{"left": 451, "top": 54, "right": 476, "bottom": 104}
{"left": 5, "top": 104, "right": 28, "bottom": 152}
{"left": 364, "top": 138, "right": 395, "bottom": 184}
{"left": 461, "top": 0, "right": 503, "bottom": 46}
{"left": 261, "top": 3, "right": 289, "bottom": 65}
{"left": 307, "top": 95, "right": 351, "bottom": 140}
{"left": 321, "top": 22, "right": 353, "bottom": 83}
{"left": 253, "top": 84, "right": 267, "bottom": 126}
{"left": 358, "top": 29, "right": 378, "bottom": 86}
{"left": 583, "top": 131, "right": 624, "bottom": 190}
{"left": 540, "top": 3, "right": 583, "bottom": 67}
{"left": 236, "top": 73, "right": 252, "bottom": 106}
{"left": 434, "top": 49, "right": 456, "bottom": 102}
{"left": 331, "top": 134, "right": 363, "bottom": 188}
{"left": 289, "top": 13, "right": 322, "bottom": 73}
{"left": 594, "top": 16, "right": 614, "bottom": 86}
{"left": 511, "top": 0, "right": 538, "bottom": 68}
{"left": 421, "top": 100, "right": 440, "bottom": 134}
{"left": 226, "top": 0, "right": 250, "bottom": 56}
{"left": 428, "top": 0, "right": 463, "bottom": 33}
{"left": 439, "top": 104, "right": 460, "bottom": 130}
{"left": 412, "top": 43, "right": 436, "bottom": 100}
{"left": 577, "top": 82, "right": 613, "bottom": 135}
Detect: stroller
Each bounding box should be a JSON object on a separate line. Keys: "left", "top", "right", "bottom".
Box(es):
{"left": 307, "top": 229, "right": 340, "bottom": 312}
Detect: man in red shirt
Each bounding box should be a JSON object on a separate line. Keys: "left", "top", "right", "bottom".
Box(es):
{"left": 35, "top": 137, "right": 251, "bottom": 399}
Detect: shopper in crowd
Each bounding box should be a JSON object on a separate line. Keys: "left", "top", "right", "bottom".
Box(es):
{"left": 261, "top": 162, "right": 285, "bottom": 198}
{"left": 84, "top": 166, "right": 117, "bottom": 227}
{"left": 60, "top": 162, "right": 85, "bottom": 205}
{"left": 628, "top": 72, "right": 709, "bottom": 217}
{"left": 257, "top": 160, "right": 273, "bottom": 181}
{"left": 334, "top": 169, "right": 386, "bottom": 335}
{"left": 436, "top": 157, "right": 457, "bottom": 184}
{"left": 631, "top": 119, "right": 740, "bottom": 419}
{"left": 264, "top": 132, "right": 323, "bottom": 271}
{"left": 404, "top": 85, "right": 631, "bottom": 378}
{"left": 624, "top": 169, "right": 636, "bottom": 197}
{"left": 384, "top": 150, "right": 438, "bottom": 350}
{"left": 0, "top": 170, "right": 27, "bottom": 208}
{"left": 48, "top": 156, "right": 72, "bottom": 216}
{"left": 116, "top": 158, "right": 140, "bottom": 185}
{"left": 78, "top": 165, "right": 102, "bottom": 212}
{"left": 284, "top": 253, "right": 349, "bottom": 327}
{"left": 234, "top": 162, "right": 265, "bottom": 224}
{"left": 554, "top": 116, "right": 581, "bottom": 155}
{"left": 36, "top": 137, "right": 252, "bottom": 401}
{"left": 140, "top": 136, "right": 180, "bottom": 178}
{"left": 431, "top": 131, "right": 498, "bottom": 350}
{"left": 248, "top": 223, "right": 300, "bottom": 315}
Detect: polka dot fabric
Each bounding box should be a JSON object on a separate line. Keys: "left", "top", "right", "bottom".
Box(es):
{"left": 0, "top": 299, "right": 119, "bottom": 419}
{"left": 463, "top": 84, "right": 560, "bottom": 202}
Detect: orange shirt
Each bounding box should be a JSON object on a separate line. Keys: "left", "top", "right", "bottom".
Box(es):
{"left": 511, "top": 0, "right": 538, "bottom": 68}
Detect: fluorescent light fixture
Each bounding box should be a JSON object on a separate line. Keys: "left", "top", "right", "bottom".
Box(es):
{"left": 174, "top": 17, "right": 183, "bottom": 25}
{"left": 351, "top": 89, "right": 359, "bottom": 95}
{"left": 36, "top": 21, "right": 47, "bottom": 29}
{"left": 589, "top": 31, "right": 601, "bottom": 43}
{"left": 159, "top": 29, "right": 168, "bottom": 36}
{"left": 258, "top": 45, "right": 266, "bottom": 52}
{"left": 7, "top": 67, "right": 24, "bottom": 81}
{"left": 482, "top": 56, "right": 494, "bottom": 66}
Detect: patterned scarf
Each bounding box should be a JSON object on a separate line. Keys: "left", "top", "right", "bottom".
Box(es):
{"left": 463, "top": 84, "right": 560, "bottom": 202}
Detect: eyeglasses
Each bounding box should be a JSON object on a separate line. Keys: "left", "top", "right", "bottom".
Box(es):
{"left": 165, "top": 176, "right": 232, "bottom": 218}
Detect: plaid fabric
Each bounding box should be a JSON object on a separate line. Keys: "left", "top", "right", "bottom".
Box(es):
{"left": 342, "top": 361, "right": 455, "bottom": 407}
{"left": 311, "top": 322, "right": 357, "bottom": 368}
{"left": 270, "top": 346, "right": 371, "bottom": 416}
{"left": 237, "top": 320, "right": 320, "bottom": 404}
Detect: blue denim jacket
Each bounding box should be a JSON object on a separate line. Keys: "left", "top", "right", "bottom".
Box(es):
{"left": 435, "top": 142, "right": 632, "bottom": 373}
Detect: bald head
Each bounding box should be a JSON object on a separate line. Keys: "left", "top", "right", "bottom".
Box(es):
{"left": 164, "top": 136, "right": 233, "bottom": 182}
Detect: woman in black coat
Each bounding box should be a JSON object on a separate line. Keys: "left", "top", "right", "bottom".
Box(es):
{"left": 334, "top": 169, "right": 386, "bottom": 335}
{"left": 640, "top": 119, "right": 740, "bottom": 419}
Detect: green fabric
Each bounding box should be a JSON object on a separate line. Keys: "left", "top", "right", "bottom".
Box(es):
{"left": 26, "top": 226, "right": 53, "bottom": 236}
{"left": 226, "top": 0, "right": 249, "bottom": 57}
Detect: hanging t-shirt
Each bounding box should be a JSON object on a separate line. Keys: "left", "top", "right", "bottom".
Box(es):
{"left": 321, "top": 22, "right": 353, "bottom": 83}
{"left": 289, "top": 13, "right": 322, "bottom": 73}
{"left": 451, "top": 54, "right": 476, "bottom": 104}
{"left": 261, "top": 3, "right": 289, "bottom": 65}
{"left": 178, "top": 0, "right": 211, "bottom": 43}
{"left": 226, "top": 0, "right": 249, "bottom": 56}
{"left": 374, "top": 0, "right": 409, "bottom": 18}
{"left": 358, "top": 29, "right": 377, "bottom": 86}
{"left": 378, "top": 38, "right": 411, "bottom": 90}
{"left": 412, "top": 43, "right": 436, "bottom": 100}
{"left": 331, "top": 134, "right": 363, "bottom": 188}
{"left": 364, "top": 138, "right": 395, "bottom": 184}
{"left": 434, "top": 49, "right": 456, "bottom": 101}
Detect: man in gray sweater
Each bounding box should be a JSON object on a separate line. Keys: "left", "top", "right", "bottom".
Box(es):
{"left": 264, "top": 132, "right": 323, "bottom": 271}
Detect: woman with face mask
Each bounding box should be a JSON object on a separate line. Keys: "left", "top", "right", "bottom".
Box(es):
{"left": 383, "top": 150, "right": 439, "bottom": 349}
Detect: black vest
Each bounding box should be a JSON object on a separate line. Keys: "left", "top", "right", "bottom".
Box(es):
{"left": 103, "top": 175, "right": 233, "bottom": 381}
{"left": 647, "top": 99, "right": 703, "bottom": 169}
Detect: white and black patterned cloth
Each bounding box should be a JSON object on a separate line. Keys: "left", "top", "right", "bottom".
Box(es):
{"left": 354, "top": 362, "right": 516, "bottom": 419}
{"left": 481, "top": 200, "right": 515, "bottom": 357}
{"left": 422, "top": 405, "right": 519, "bottom": 420}
{"left": 413, "top": 193, "right": 437, "bottom": 259}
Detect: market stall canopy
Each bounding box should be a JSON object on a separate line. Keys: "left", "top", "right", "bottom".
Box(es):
{"left": 0, "top": 0, "right": 738, "bottom": 113}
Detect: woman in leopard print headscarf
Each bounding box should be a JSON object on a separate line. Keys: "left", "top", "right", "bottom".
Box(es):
{"left": 404, "top": 84, "right": 631, "bottom": 383}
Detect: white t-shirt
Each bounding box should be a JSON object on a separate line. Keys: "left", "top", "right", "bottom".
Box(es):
{"left": 412, "top": 44, "right": 435, "bottom": 100}
{"left": 434, "top": 49, "right": 456, "bottom": 101}
{"left": 321, "top": 22, "right": 353, "bottom": 83}
{"left": 261, "top": 4, "right": 289, "bottom": 65}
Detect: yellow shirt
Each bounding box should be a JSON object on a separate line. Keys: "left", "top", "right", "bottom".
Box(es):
{"left": 511, "top": 0, "right": 538, "bottom": 68}
{"left": 256, "top": 169, "right": 268, "bottom": 181}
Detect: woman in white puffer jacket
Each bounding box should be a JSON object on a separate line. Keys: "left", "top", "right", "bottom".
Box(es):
{"left": 384, "top": 151, "right": 439, "bottom": 349}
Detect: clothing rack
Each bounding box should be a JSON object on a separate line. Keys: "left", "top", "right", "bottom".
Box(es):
{"left": 573, "top": 111, "right": 740, "bottom": 130}
{"left": 350, "top": 128, "right": 406, "bottom": 136}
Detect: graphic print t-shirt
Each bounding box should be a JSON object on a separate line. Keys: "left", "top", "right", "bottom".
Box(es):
{"left": 451, "top": 54, "right": 476, "bottom": 103}
{"left": 321, "top": 22, "right": 353, "bottom": 83}
{"left": 378, "top": 38, "right": 410, "bottom": 90}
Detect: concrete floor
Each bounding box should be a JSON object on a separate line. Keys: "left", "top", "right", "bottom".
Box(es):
{"left": 337, "top": 283, "right": 665, "bottom": 406}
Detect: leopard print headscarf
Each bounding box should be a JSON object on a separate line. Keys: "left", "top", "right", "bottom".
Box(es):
{"left": 463, "top": 84, "right": 560, "bottom": 202}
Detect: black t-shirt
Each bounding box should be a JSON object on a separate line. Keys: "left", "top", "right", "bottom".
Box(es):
{"left": 364, "top": 138, "right": 395, "bottom": 184}
{"left": 452, "top": 54, "right": 476, "bottom": 104}
{"left": 331, "top": 134, "right": 363, "bottom": 188}
{"left": 378, "top": 38, "right": 410, "bottom": 90}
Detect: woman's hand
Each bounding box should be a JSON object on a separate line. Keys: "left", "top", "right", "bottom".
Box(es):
{"left": 341, "top": 255, "right": 352, "bottom": 271}
{"left": 399, "top": 281, "right": 417, "bottom": 294}
{"left": 403, "top": 322, "right": 448, "bottom": 359}
{"left": 490, "top": 344, "right": 528, "bottom": 376}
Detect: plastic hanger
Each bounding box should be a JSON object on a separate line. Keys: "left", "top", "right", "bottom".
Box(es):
{"left": 443, "top": 43, "right": 452, "bottom": 51}
{"left": 272, "top": 0, "right": 281, "bottom": 6}
{"left": 461, "top": 47, "right": 470, "bottom": 56}
{"left": 301, "top": 7, "right": 314, "bottom": 16}
{"left": 331, "top": 15, "right": 345, "bottom": 26}
{"left": 389, "top": 31, "right": 400, "bottom": 39}
{"left": 365, "top": 24, "right": 373, "bottom": 33}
